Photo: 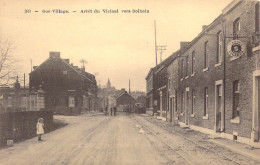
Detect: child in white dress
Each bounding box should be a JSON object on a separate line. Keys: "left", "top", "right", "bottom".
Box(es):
{"left": 36, "top": 118, "right": 44, "bottom": 141}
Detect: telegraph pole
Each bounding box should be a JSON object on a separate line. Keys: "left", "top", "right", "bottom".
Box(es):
{"left": 80, "top": 59, "right": 87, "bottom": 69}
{"left": 129, "top": 79, "right": 131, "bottom": 96}
{"left": 157, "top": 45, "right": 167, "bottom": 62}
{"left": 154, "top": 20, "right": 158, "bottom": 66}
{"left": 30, "top": 59, "right": 32, "bottom": 72}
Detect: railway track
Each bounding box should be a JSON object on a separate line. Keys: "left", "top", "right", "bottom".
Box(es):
{"left": 132, "top": 115, "right": 255, "bottom": 165}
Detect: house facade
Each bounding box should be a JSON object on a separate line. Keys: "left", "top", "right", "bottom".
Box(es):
{"left": 0, "top": 78, "right": 45, "bottom": 113}
{"left": 29, "top": 52, "right": 97, "bottom": 114}
{"left": 146, "top": 0, "right": 260, "bottom": 145}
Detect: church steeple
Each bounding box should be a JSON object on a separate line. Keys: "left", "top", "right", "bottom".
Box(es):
{"left": 107, "top": 78, "right": 111, "bottom": 88}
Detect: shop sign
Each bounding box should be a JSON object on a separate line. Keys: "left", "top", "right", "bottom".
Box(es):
{"left": 227, "top": 40, "right": 246, "bottom": 57}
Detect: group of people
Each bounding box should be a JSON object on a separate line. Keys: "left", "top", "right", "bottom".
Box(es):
{"left": 124, "top": 105, "right": 132, "bottom": 116}
{"left": 105, "top": 106, "right": 117, "bottom": 116}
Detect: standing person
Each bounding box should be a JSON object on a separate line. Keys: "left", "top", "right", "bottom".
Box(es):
{"left": 113, "top": 106, "right": 117, "bottom": 116}
{"left": 105, "top": 105, "right": 108, "bottom": 116}
{"left": 110, "top": 107, "right": 113, "bottom": 116}
{"left": 36, "top": 118, "right": 44, "bottom": 141}
{"left": 126, "top": 105, "right": 130, "bottom": 116}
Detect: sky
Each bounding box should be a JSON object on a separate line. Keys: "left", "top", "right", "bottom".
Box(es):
{"left": 0, "top": 0, "right": 233, "bottom": 91}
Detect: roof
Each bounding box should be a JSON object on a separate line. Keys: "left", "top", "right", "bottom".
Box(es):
{"left": 145, "top": 68, "right": 153, "bottom": 80}
{"left": 114, "top": 89, "right": 126, "bottom": 98}
{"left": 115, "top": 91, "right": 135, "bottom": 100}
{"left": 177, "top": 14, "right": 223, "bottom": 58}
{"left": 30, "top": 56, "right": 95, "bottom": 83}
{"left": 153, "top": 50, "right": 180, "bottom": 75}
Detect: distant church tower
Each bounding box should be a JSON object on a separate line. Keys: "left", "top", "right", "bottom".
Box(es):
{"left": 107, "top": 78, "right": 111, "bottom": 88}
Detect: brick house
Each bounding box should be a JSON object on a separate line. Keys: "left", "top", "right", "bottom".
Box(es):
{"left": 145, "top": 68, "right": 155, "bottom": 115}
{"left": 29, "top": 52, "right": 97, "bottom": 114}
{"left": 145, "top": 53, "right": 177, "bottom": 120}
{"left": 146, "top": 0, "right": 260, "bottom": 145}
{"left": 116, "top": 90, "right": 135, "bottom": 107}
{"left": 177, "top": 0, "right": 260, "bottom": 144}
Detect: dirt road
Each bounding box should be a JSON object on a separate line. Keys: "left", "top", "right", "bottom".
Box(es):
{"left": 0, "top": 113, "right": 258, "bottom": 165}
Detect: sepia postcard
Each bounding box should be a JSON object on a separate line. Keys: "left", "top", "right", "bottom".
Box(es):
{"left": 0, "top": 0, "right": 260, "bottom": 164}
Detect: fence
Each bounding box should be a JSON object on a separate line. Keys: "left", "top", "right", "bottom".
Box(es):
{"left": 0, "top": 111, "right": 53, "bottom": 147}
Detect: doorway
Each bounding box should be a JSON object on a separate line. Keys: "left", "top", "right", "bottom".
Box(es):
{"left": 253, "top": 72, "right": 260, "bottom": 142}
{"left": 215, "top": 80, "right": 224, "bottom": 132}
{"left": 169, "top": 96, "right": 174, "bottom": 122}
{"left": 185, "top": 87, "right": 189, "bottom": 125}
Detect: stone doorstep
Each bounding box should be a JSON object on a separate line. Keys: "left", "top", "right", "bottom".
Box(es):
{"left": 178, "top": 121, "right": 190, "bottom": 128}
{"left": 156, "top": 116, "right": 167, "bottom": 121}
{"left": 210, "top": 139, "right": 260, "bottom": 162}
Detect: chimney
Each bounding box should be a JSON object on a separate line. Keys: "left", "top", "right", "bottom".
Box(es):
{"left": 121, "top": 88, "right": 125, "bottom": 91}
{"left": 180, "top": 42, "right": 190, "bottom": 49}
{"left": 33, "top": 66, "right": 38, "bottom": 70}
{"left": 64, "top": 59, "right": 70, "bottom": 64}
{"left": 71, "top": 63, "right": 74, "bottom": 66}
{"left": 202, "top": 25, "right": 208, "bottom": 31}
{"left": 49, "top": 51, "right": 60, "bottom": 58}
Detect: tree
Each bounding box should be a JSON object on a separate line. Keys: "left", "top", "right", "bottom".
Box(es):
{"left": 0, "top": 39, "right": 17, "bottom": 86}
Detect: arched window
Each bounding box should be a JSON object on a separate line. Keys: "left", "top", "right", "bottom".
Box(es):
{"left": 217, "top": 31, "right": 223, "bottom": 64}
{"left": 185, "top": 55, "right": 189, "bottom": 76}
{"left": 204, "top": 41, "right": 209, "bottom": 68}
{"left": 192, "top": 51, "right": 195, "bottom": 74}
{"left": 233, "top": 18, "right": 240, "bottom": 39}
{"left": 256, "top": 2, "right": 260, "bottom": 32}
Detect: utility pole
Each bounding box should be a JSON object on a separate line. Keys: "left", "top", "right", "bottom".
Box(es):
{"left": 30, "top": 59, "right": 32, "bottom": 72}
{"left": 154, "top": 20, "right": 158, "bottom": 66}
{"left": 80, "top": 59, "right": 87, "bottom": 69}
{"left": 24, "top": 73, "right": 25, "bottom": 88}
{"left": 157, "top": 45, "right": 167, "bottom": 63}
{"left": 129, "top": 79, "right": 131, "bottom": 96}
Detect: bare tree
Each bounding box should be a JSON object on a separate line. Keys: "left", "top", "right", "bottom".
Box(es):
{"left": 0, "top": 39, "right": 18, "bottom": 86}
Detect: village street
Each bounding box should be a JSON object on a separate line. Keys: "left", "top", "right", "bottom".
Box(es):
{"left": 0, "top": 113, "right": 259, "bottom": 165}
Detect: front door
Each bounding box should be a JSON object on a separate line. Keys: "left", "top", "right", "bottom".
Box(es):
{"left": 215, "top": 81, "right": 224, "bottom": 133}
{"left": 252, "top": 72, "right": 260, "bottom": 142}
{"left": 257, "top": 77, "right": 260, "bottom": 141}
{"left": 169, "top": 97, "right": 174, "bottom": 122}
{"left": 185, "top": 89, "right": 189, "bottom": 125}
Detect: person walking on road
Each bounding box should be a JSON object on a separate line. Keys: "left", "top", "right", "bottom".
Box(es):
{"left": 110, "top": 107, "right": 113, "bottom": 116}
{"left": 105, "top": 106, "right": 108, "bottom": 116}
{"left": 113, "top": 106, "right": 117, "bottom": 116}
{"left": 36, "top": 118, "right": 44, "bottom": 141}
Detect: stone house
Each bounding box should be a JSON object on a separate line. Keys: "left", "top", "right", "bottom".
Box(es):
{"left": 29, "top": 52, "right": 97, "bottom": 114}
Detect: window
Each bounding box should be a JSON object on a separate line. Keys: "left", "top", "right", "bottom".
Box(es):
{"left": 21, "top": 97, "right": 27, "bottom": 108}
{"left": 168, "top": 78, "right": 171, "bottom": 89}
{"left": 204, "top": 87, "right": 208, "bottom": 116}
{"left": 8, "top": 97, "right": 12, "bottom": 107}
{"left": 233, "top": 18, "right": 240, "bottom": 39}
{"left": 185, "top": 55, "right": 189, "bottom": 76}
{"left": 204, "top": 42, "right": 209, "bottom": 68}
{"left": 256, "top": 2, "right": 260, "bottom": 32}
{"left": 175, "top": 91, "right": 178, "bottom": 112}
{"left": 191, "top": 90, "right": 195, "bottom": 115}
{"left": 69, "top": 96, "right": 75, "bottom": 107}
{"left": 63, "top": 70, "right": 68, "bottom": 75}
{"left": 217, "top": 31, "right": 223, "bottom": 64}
{"left": 233, "top": 80, "right": 240, "bottom": 118}
{"left": 181, "top": 59, "right": 185, "bottom": 78}
{"left": 192, "top": 51, "right": 195, "bottom": 74}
